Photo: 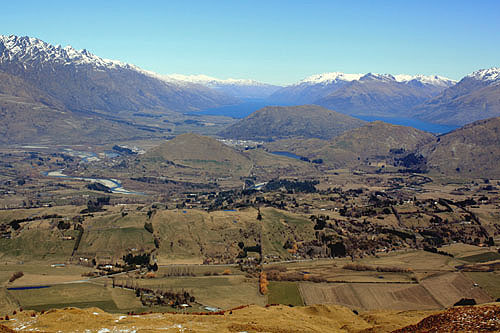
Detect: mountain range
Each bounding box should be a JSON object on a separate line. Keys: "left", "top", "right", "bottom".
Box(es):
{"left": 413, "top": 67, "right": 500, "bottom": 125}
{"left": 163, "top": 74, "right": 281, "bottom": 99}
{"left": 0, "top": 35, "right": 236, "bottom": 114}
{"left": 0, "top": 34, "right": 499, "bottom": 145}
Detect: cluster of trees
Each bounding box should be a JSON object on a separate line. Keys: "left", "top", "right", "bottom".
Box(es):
{"left": 123, "top": 253, "right": 151, "bottom": 267}
{"left": 342, "top": 263, "right": 412, "bottom": 273}
{"left": 264, "top": 179, "right": 319, "bottom": 193}
{"left": 81, "top": 197, "right": 110, "bottom": 213}
{"left": 9, "top": 271, "right": 23, "bottom": 282}
{"left": 8, "top": 214, "right": 62, "bottom": 231}
{"left": 423, "top": 246, "right": 454, "bottom": 257}
{"left": 87, "top": 183, "right": 112, "bottom": 193}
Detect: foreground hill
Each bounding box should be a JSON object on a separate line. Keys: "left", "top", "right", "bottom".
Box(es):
{"left": 0, "top": 35, "right": 236, "bottom": 114}
{"left": 420, "top": 116, "right": 500, "bottom": 177}
{"left": 2, "top": 304, "right": 499, "bottom": 332}
{"left": 316, "top": 73, "right": 454, "bottom": 117}
{"left": 218, "top": 105, "right": 366, "bottom": 141}
{"left": 413, "top": 67, "right": 500, "bottom": 126}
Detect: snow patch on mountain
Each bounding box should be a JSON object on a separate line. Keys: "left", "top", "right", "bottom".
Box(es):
{"left": 293, "top": 71, "right": 455, "bottom": 87}
{"left": 296, "top": 72, "right": 364, "bottom": 85}
{"left": 467, "top": 67, "right": 500, "bottom": 83}
{"left": 394, "top": 74, "right": 456, "bottom": 87}
{"left": 0, "top": 35, "right": 136, "bottom": 70}
{"left": 164, "top": 74, "right": 275, "bottom": 87}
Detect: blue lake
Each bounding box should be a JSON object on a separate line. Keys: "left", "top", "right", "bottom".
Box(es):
{"left": 192, "top": 100, "right": 458, "bottom": 134}
{"left": 354, "top": 115, "right": 458, "bottom": 134}
{"left": 271, "top": 151, "right": 303, "bottom": 160}
{"left": 189, "top": 99, "right": 290, "bottom": 119}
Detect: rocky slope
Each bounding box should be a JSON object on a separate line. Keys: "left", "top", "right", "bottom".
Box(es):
{"left": 413, "top": 67, "right": 500, "bottom": 126}
{"left": 218, "top": 105, "right": 366, "bottom": 141}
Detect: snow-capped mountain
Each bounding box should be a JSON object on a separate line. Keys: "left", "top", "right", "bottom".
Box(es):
{"left": 466, "top": 67, "right": 500, "bottom": 83}
{"left": 314, "top": 72, "right": 457, "bottom": 117}
{"left": 413, "top": 67, "right": 500, "bottom": 125}
{"left": 163, "top": 74, "right": 282, "bottom": 99}
{"left": 268, "top": 71, "right": 456, "bottom": 106}
{"left": 0, "top": 35, "right": 236, "bottom": 113}
{"left": 296, "top": 72, "right": 365, "bottom": 85}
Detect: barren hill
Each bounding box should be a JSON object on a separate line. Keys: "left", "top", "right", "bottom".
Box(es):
{"left": 218, "top": 105, "right": 365, "bottom": 141}
{"left": 2, "top": 303, "right": 499, "bottom": 332}
{"left": 327, "top": 121, "right": 435, "bottom": 158}
{"left": 420, "top": 116, "right": 500, "bottom": 177}
{"left": 268, "top": 121, "right": 435, "bottom": 168}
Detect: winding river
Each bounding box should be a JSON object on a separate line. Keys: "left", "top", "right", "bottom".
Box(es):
{"left": 43, "top": 170, "right": 144, "bottom": 195}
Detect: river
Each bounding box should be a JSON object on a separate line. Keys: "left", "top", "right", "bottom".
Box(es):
{"left": 43, "top": 170, "right": 144, "bottom": 195}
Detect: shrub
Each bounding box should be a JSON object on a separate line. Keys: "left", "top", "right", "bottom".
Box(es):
{"left": 9, "top": 271, "right": 24, "bottom": 283}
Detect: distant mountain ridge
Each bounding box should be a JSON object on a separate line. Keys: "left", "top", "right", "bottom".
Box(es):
{"left": 268, "top": 72, "right": 455, "bottom": 108}
{"left": 413, "top": 67, "right": 500, "bottom": 126}
{"left": 163, "top": 74, "right": 282, "bottom": 99}
{"left": 0, "top": 35, "right": 237, "bottom": 113}
{"left": 316, "top": 73, "right": 456, "bottom": 117}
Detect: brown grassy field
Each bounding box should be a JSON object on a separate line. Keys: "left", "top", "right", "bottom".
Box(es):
{"left": 299, "top": 282, "right": 441, "bottom": 311}
{"left": 419, "top": 272, "right": 492, "bottom": 307}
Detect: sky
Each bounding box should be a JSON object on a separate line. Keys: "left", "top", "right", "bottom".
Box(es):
{"left": 1, "top": 0, "right": 499, "bottom": 85}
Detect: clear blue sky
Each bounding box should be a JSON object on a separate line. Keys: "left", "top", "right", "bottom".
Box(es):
{"left": 1, "top": 0, "right": 499, "bottom": 85}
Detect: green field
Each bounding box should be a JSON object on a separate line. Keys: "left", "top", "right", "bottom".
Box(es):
{"left": 267, "top": 281, "right": 304, "bottom": 306}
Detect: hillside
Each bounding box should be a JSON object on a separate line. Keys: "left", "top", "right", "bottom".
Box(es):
{"left": 328, "top": 121, "right": 435, "bottom": 157}
{"left": 0, "top": 35, "right": 236, "bottom": 114}
{"left": 316, "top": 73, "right": 454, "bottom": 117}
{"left": 2, "top": 303, "right": 499, "bottom": 332}
{"left": 115, "top": 133, "right": 316, "bottom": 187}
{"left": 146, "top": 133, "right": 251, "bottom": 168}
{"left": 0, "top": 71, "right": 162, "bottom": 145}
{"left": 413, "top": 68, "right": 500, "bottom": 126}
{"left": 218, "top": 105, "right": 366, "bottom": 141}
{"left": 420, "top": 116, "right": 500, "bottom": 177}
{"left": 267, "top": 121, "right": 435, "bottom": 168}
